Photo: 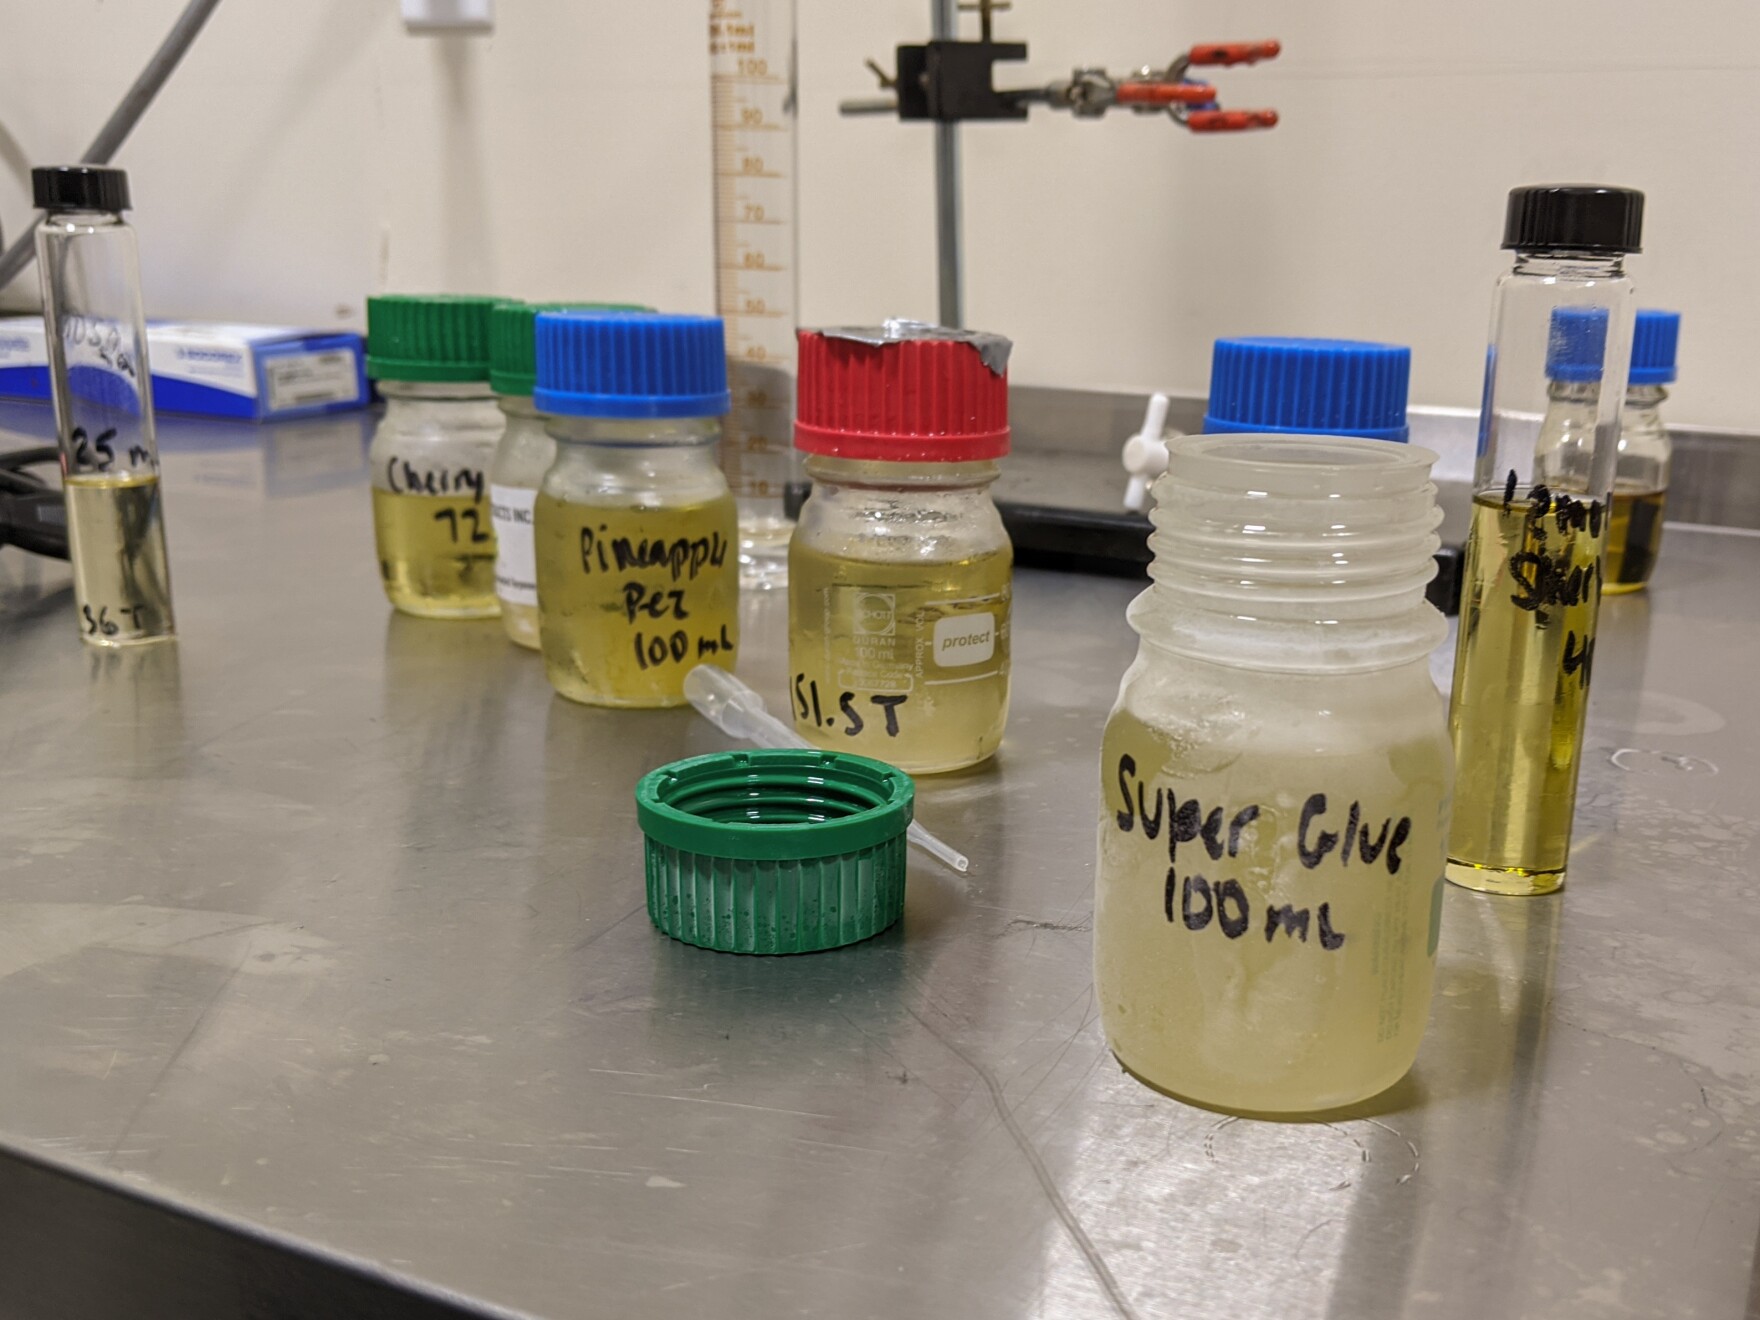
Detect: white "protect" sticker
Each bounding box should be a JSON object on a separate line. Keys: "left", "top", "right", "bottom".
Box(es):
{"left": 932, "top": 613, "right": 995, "bottom": 667}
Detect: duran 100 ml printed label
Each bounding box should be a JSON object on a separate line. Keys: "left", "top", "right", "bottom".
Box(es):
{"left": 789, "top": 543, "right": 1011, "bottom": 773}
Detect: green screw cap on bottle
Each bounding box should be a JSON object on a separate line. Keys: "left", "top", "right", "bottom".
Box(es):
{"left": 489, "top": 300, "right": 653, "bottom": 397}
{"left": 365, "top": 294, "right": 499, "bottom": 382}
{"left": 636, "top": 749, "right": 913, "bottom": 954}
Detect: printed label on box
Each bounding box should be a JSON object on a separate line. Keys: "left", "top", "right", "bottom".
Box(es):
{"left": 264, "top": 350, "right": 362, "bottom": 412}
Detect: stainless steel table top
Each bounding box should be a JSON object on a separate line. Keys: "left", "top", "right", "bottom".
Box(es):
{"left": 1, "top": 405, "right": 1756, "bottom": 1320}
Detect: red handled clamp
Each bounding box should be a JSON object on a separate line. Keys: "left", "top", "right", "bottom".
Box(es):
{"left": 842, "top": 17, "right": 1281, "bottom": 133}
{"left": 1186, "top": 41, "right": 1282, "bottom": 67}
{"left": 1158, "top": 38, "right": 1280, "bottom": 132}
{"left": 1115, "top": 81, "right": 1220, "bottom": 108}
{"left": 1187, "top": 109, "right": 1280, "bottom": 132}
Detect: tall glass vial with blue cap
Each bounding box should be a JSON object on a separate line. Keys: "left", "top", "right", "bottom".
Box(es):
{"left": 1606, "top": 310, "right": 1680, "bottom": 593}
{"left": 33, "top": 165, "right": 175, "bottom": 646}
{"left": 532, "top": 312, "right": 738, "bottom": 707}
{"left": 1203, "top": 337, "right": 1412, "bottom": 441}
{"left": 1447, "top": 184, "right": 1642, "bottom": 897}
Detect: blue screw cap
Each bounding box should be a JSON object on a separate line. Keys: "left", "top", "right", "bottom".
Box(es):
{"left": 534, "top": 312, "right": 732, "bottom": 419}
{"left": 1545, "top": 306, "right": 1610, "bottom": 383}
{"left": 1203, "top": 337, "right": 1411, "bottom": 442}
{"left": 1629, "top": 309, "right": 1680, "bottom": 386}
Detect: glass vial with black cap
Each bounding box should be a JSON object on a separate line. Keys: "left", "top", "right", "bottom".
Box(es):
{"left": 33, "top": 165, "right": 175, "bottom": 646}
{"left": 1446, "top": 183, "right": 1643, "bottom": 896}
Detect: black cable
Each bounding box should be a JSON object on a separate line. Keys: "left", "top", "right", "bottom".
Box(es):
{"left": 0, "top": 447, "right": 68, "bottom": 559}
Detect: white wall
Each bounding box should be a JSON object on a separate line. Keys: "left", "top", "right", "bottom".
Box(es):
{"left": 3, "top": 0, "right": 1757, "bottom": 428}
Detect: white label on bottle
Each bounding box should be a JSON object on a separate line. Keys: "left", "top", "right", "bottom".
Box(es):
{"left": 932, "top": 612, "right": 995, "bottom": 667}
{"left": 262, "top": 350, "right": 361, "bottom": 410}
{"left": 490, "top": 484, "right": 538, "bottom": 606}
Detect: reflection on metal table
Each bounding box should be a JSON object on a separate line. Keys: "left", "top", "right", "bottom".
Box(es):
{"left": 0, "top": 401, "right": 1756, "bottom": 1319}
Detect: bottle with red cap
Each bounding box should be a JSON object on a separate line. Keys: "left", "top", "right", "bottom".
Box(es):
{"left": 788, "top": 323, "right": 1013, "bottom": 774}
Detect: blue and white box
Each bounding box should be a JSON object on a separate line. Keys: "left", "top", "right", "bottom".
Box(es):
{"left": 0, "top": 317, "right": 369, "bottom": 420}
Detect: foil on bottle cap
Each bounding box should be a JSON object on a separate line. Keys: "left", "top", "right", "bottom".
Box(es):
{"left": 816, "top": 319, "right": 1012, "bottom": 376}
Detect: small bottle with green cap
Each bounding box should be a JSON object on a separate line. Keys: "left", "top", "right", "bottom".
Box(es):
{"left": 487, "top": 300, "right": 651, "bottom": 648}
{"left": 1606, "top": 309, "right": 1681, "bottom": 593}
{"left": 532, "top": 311, "right": 739, "bottom": 706}
{"left": 366, "top": 294, "right": 503, "bottom": 618}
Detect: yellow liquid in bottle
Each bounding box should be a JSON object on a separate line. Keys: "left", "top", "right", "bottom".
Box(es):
{"left": 371, "top": 489, "right": 500, "bottom": 619}
{"left": 1602, "top": 488, "right": 1666, "bottom": 595}
{"left": 533, "top": 494, "right": 739, "bottom": 707}
{"left": 63, "top": 471, "right": 176, "bottom": 646}
{"left": 1096, "top": 704, "right": 1447, "bottom": 1115}
{"left": 787, "top": 542, "right": 1010, "bottom": 774}
{"left": 500, "top": 600, "right": 541, "bottom": 649}
{"left": 1447, "top": 491, "right": 1605, "bottom": 894}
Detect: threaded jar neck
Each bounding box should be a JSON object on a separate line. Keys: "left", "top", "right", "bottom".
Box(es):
{"left": 1137, "top": 434, "right": 1445, "bottom": 672}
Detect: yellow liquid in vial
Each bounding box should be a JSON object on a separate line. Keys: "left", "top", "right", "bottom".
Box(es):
{"left": 1448, "top": 492, "right": 1604, "bottom": 894}
{"left": 1096, "top": 705, "right": 1446, "bottom": 1115}
{"left": 1602, "top": 488, "right": 1666, "bottom": 595}
{"left": 788, "top": 542, "right": 1011, "bottom": 774}
{"left": 63, "top": 471, "right": 175, "bottom": 646}
{"left": 533, "top": 494, "right": 739, "bottom": 707}
{"left": 371, "top": 489, "right": 499, "bottom": 619}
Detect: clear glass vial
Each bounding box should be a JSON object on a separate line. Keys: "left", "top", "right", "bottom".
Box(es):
{"left": 1447, "top": 185, "right": 1642, "bottom": 896}
{"left": 487, "top": 300, "right": 650, "bottom": 648}
{"left": 33, "top": 165, "right": 175, "bottom": 646}
{"left": 364, "top": 294, "right": 502, "bottom": 619}
{"left": 788, "top": 325, "right": 1013, "bottom": 775}
{"left": 1096, "top": 435, "right": 1451, "bottom": 1116}
{"left": 1605, "top": 309, "right": 1680, "bottom": 594}
{"left": 532, "top": 312, "right": 739, "bottom": 707}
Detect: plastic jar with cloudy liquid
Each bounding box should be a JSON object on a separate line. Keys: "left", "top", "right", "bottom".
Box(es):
{"left": 1096, "top": 434, "right": 1452, "bottom": 1115}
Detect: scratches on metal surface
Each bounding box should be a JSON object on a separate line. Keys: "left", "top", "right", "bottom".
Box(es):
{"left": 609, "top": 1092, "right": 836, "bottom": 1121}
{"left": 1203, "top": 1116, "right": 1238, "bottom": 1162}
{"left": 1362, "top": 1117, "right": 1422, "bottom": 1184}
{"left": 905, "top": 1002, "right": 1140, "bottom": 1320}
{"left": 1292, "top": 1217, "right": 1339, "bottom": 1262}
{"left": 102, "top": 949, "right": 252, "bottom": 1166}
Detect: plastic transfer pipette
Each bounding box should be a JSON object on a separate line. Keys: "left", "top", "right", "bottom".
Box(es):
{"left": 683, "top": 665, "right": 971, "bottom": 874}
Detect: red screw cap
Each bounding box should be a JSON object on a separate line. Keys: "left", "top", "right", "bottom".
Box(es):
{"left": 794, "top": 324, "right": 1011, "bottom": 463}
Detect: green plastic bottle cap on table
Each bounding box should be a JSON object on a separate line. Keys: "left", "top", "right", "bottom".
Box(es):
{"left": 489, "top": 300, "right": 654, "bottom": 397}
{"left": 365, "top": 293, "right": 499, "bottom": 382}
{"left": 636, "top": 748, "right": 914, "bottom": 955}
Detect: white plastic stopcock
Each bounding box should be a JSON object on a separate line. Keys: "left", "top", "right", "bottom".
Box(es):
{"left": 1121, "top": 392, "right": 1174, "bottom": 512}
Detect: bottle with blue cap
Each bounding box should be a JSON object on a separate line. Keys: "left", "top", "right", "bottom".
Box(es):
{"left": 1606, "top": 310, "right": 1680, "bottom": 593}
{"left": 486, "top": 300, "right": 650, "bottom": 650}
{"left": 1203, "top": 337, "right": 1412, "bottom": 442}
{"left": 1447, "top": 183, "right": 1643, "bottom": 898}
{"left": 531, "top": 311, "right": 738, "bottom": 706}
